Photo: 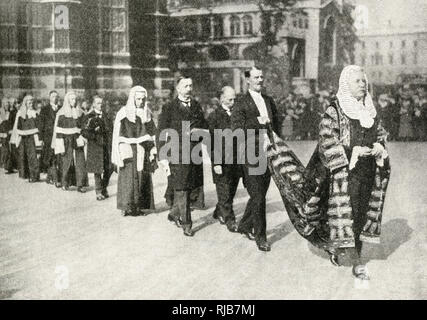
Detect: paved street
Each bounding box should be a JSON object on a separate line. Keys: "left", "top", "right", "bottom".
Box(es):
{"left": 0, "top": 141, "right": 426, "bottom": 299}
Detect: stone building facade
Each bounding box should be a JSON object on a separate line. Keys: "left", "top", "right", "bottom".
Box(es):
{"left": 0, "top": 0, "right": 132, "bottom": 99}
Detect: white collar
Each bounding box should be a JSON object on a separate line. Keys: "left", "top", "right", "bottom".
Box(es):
{"left": 178, "top": 95, "right": 191, "bottom": 103}
{"left": 94, "top": 109, "right": 102, "bottom": 115}
{"left": 248, "top": 89, "right": 262, "bottom": 98}
{"left": 221, "top": 104, "right": 232, "bottom": 115}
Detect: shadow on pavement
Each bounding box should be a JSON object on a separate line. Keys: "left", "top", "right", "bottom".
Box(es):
{"left": 307, "top": 218, "right": 414, "bottom": 266}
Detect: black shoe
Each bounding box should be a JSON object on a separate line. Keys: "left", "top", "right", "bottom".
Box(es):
{"left": 46, "top": 179, "right": 54, "bottom": 185}
{"left": 122, "top": 210, "right": 132, "bottom": 217}
{"left": 102, "top": 189, "right": 109, "bottom": 198}
{"left": 226, "top": 221, "right": 239, "bottom": 233}
{"left": 239, "top": 229, "right": 256, "bottom": 241}
{"left": 62, "top": 185, "right": 69, "bottom": 191}
{"left": 77, "top": 187, "right": 87, "bottom": 193}
{"left": 183, "top": 226, "right": 194, "bottom": 237}
{"left": 5, "top": 170, "right": 15, "bottom": 175}
{"left": 29, "top": 178, "right": 40, "bottom": 183}
{"left": 55, "top": 182, "right": 62, "bottom": 188}
{"left": 256, "top": 240, "right": 271, "bottom": 252}
{"left": 96, "top": 194, "right": 105, "bottom": 201}
{"left": 167, "top": 214, "right": 182, "bottom": 228}
{"left": 213, "top": 212, "right": 226, "bottom": 224}
{"left": 138, "top": 209, "right": 150, "bottom": 216}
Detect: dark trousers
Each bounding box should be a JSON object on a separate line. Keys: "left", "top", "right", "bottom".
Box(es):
{"left": 165, "top": 179, "right": 204, "bottom": 209}
{"left": 61, "top": 146, "right": 86, "bottom": 188}
{"left": 348, "top": 171, "right": 375, "bottom": 263}
{"left": 17, "top": 136, "right": 39, "bottom": 180}
{"left": 47, "top": 151, "right": 62, "bottom": 183}
{"left": 94, "top": 169, "right": 112, "bottom": 195}
{"left": 214, "top": 174, "right": 240, "bottom": 223}
{"left": 1, "top": 137, "right": 17, "bottom": 172}
{"left": 239, "top": 167, "right": 271, "bottom": 241}
{"left": 169, "top": 190, "right": 192, "bottom": 227}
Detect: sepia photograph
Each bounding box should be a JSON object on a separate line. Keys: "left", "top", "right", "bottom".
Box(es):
{"left": 0, "top": 0, "right": 426, "bottom": 302}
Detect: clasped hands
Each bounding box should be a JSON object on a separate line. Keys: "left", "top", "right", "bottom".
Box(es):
{"left": 349, "top": 143, "right": 385, "bottom": 170}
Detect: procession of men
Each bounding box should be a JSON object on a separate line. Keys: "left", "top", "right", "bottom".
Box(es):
{"left": 0, "top": 66, "right": 285, "bottom": 252}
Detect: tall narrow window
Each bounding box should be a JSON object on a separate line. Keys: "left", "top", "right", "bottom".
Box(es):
{"left": 213, "top": 15, "right": 223, "bottom": 38}
{"left": 230, "top": 16, "right": 240, "bottom": 36}
{"left": 242, "top": 15, "right": 253, "bottom": 35}
{"left": 401, "top": 54, "right": 406, "bottom": 64}
{"left": 389, "top": 53, "right": 393, "bottom": 65}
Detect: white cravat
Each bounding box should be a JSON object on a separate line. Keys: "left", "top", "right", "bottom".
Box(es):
{"left": 94, "top": 109, "right": 102, "bottom": 117}
{"left": 221, "top": 104, "right": 232, "bottom": 117}
{"left": 249, "top": 89, "right": 269, "bottom": 120}
{"left": 51, "top": 103, "right": 58, "bottom": 112}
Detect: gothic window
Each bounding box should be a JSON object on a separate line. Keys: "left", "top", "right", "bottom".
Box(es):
{"left": 242, "top": 15, "right": 253, "bottom": 35}
{"left": 101, "top": 1, "right": 127, "bottom": 53}
{"left": 183, "top": 17, "right": 198, "bottom": 39}
{"left": 230, "top": 16, "right": 240, "bottom": 36}
{"left": 0, "top": 27, "right": 16, "bottom": 50}
{"left": 200, "top": 16, "right": 211, "bottom": 39}
{"left": 213, "top": 15, "right": 223, "bottom": 38}
{"left": 323, "top": 16, "right": 336, "bottom": 64}
{"left": 413, "top": 52, "right": 418, "bottom": 64}
{"left": 389, "top": 53, "right": 393, "bottom": 65}
{"left": 30, "top": 2, "right": 52, "bottom": 50}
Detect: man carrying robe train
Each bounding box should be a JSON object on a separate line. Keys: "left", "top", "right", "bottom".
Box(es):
{"left": 111, "top": 86, "right": 157, "bottom": 216}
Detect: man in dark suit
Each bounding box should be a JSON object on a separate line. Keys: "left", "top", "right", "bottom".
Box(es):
{"left": 231, "top": 66, "right": 281, "bottom": 252}
{"left": 81, "top": 95, "right": 113, "bottom": 200}
{"left": 39, "top": 90, "right": 62, "bottom": 187}
{"left": 158, "top": 76, "right": 208, "bottom": 237}
{"left": 207, "top": 86, "right": 241, "bottom": 233}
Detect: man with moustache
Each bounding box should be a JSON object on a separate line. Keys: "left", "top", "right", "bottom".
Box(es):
{"left": 231, "top": 66, "right": 281, "bottom": 252}
{"left": 40, "top": 90, "right": 62, "bottom": 187}
{"left": 158, "top": 76, "right": 208, "bottom": 237}
{"left": 207, "top": 86, "right": 241, "bottom": 233}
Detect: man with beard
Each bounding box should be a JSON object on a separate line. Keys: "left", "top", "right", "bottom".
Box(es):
{"left": 158, "top": 76, "right": 208, "bottom": 237}
{"left": 40, "top": 90, "right": 62, "bottom": 187}
{"left": 231, "top": 66, "right": 280, "bottom": 251}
